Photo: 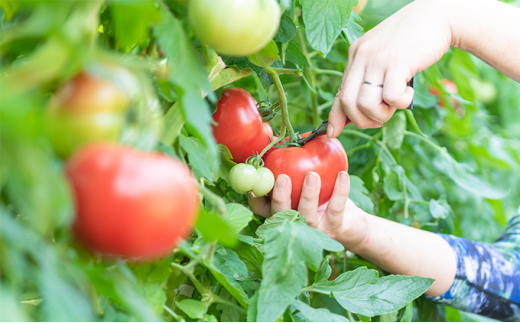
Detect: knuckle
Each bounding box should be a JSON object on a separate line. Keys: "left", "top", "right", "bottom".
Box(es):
{"left": 357, "top": 96, "right": 373, "bottom": 111}
{"left": 382, "top": 91, "right": 400, "bottom": 105}
{"left": 328, "top": 204, "right": 344, "bottom": 216}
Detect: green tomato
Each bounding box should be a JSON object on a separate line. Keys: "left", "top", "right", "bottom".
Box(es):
{"left": 188, "top": 0, "right": 281, "bottom": 56}
{"left": 229, "top": 163, "right": 258, "bottom": 194}
{"left": 252, "top": 167, "right": 275, "bottom": 196}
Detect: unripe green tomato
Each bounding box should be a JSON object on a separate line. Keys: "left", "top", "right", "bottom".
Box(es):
{"left": 188, "top": 0, "right": 281, "bottom": 56}
{"left": 229, "top": 163, "right": 258, "bottom": 194}
{"left": 252, "top": 167, "right": 275, "bottom": 196}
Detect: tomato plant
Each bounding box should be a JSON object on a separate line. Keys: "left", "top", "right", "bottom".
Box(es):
{"left": 189, "top": 0, "right": 281, "bottom": 56}
{"left": 212, "top": 87, "right": 273, "bottom": 163}
{"left": 66, "top": 143, "right": 199, "bottom": 260}
{"left": 1, "top": 0, "right": 519, "bottom": 322}
{"left": 264, "top": 135, "right": 348, "bottom": 210}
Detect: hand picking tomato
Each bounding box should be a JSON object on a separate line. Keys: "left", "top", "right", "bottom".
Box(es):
{"left": 264, "top": 135, "right": 348, "bottom": 210}
{"left": 46, "top": 65, "right": 133, "bottom": 157}
{"left": 212, "top": 88, "right": 273, "bottom": 163}
{"left": 189, "top": 0, "right": 281, "bottom": 56}
{"left": 66, "top": 143, "right": 199, "bottom": 260}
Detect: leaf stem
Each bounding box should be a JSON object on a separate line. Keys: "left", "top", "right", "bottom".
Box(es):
{"left": 404, "top": 131, "right": 444, "bottom": 152}
{"left": 271, "top": 68, "right": 303, "bottom": 77}
{"left": 314, "top": 68, "right": 344, "bottom": 77}
{"left": 264, "top": 67, "right": 295, "bottom": 139}
{"left": 340, "top": 129, "right": 374, "bottom": 141}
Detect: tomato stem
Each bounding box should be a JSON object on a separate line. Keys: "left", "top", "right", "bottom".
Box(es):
{"left": 256, "top": 135, "right": 285, "bottom": 159}
{"left": 264, "top": 67, "right": 295, "bottom": 139}
{"left": 296, "top": 28, "right": 320, "bottom": 127}
{"left": 314, "top": 68, "right": 344, "bottom": 77}
{"left": 271, "top": 68, "right": 303, "bottom": 77}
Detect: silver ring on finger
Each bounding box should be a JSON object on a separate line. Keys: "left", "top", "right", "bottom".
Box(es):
{"left": 363, "top": 80, "right": 384, "bottom": 87}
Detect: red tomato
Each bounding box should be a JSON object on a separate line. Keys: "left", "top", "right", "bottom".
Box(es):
{"left": 429, "top": 79, "right": 459, "bottom": 109}
{"left": 263, "top": 122, "right": 274, "bottom": 140}
{"left": 212, "top": 88, "right": 272, "bottom": 163}
{"left": 66, "top": 143, "right": 199, "bottom": 260}
{"left": 264, "top": 135, "right": 348, "bottom": 210}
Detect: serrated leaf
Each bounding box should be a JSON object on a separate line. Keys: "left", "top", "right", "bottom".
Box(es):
{"left": 342, "top": 11, "right": 363, "bottom": 44}
{"left": 179, "top": 134, "right": 213, "bottom": 181}
{"left": 257, "top": 222, "right": 342, "bottom": 321}
{"left": 222, "top": 203, "right": 253, "bottom": 234}
{"left": 209, "top": 248, "right": 250, "bottom": 308}
{"left": 285, "top": 41, "right": 310, "bottom": 67}
{"left": 195, "top": 209, "right": 238, "bottom": 247}
{"left": 216, "top": 144, "right": 236, "bottom": 183}
{"left": 349, "top": 175, "right": 374, "bottom": 213}
{"left": 255, "top": 210, "right": 300, "bottom": 239}
{"left": 175, "top": 299, "right": 208, "bottom": 319}
{"left": 274, "top": 14, "right": 297, "bottom": 43}
{"left": 333, "top": 274, "right": 434, "bottom": 316}
{"left": 301, "top": 0, "right": 355, "bottom": 55}
{"left": 313, "top": 266, "right": 377, "bottom": 292}
{"left": 292, "top": 300, "right": 350, "bottom": 322}
{"left": 235, "top": 242, "right": 264, "bottom": 280}
{"left": 247, "top": 40, "right": 280, "bottom": 68}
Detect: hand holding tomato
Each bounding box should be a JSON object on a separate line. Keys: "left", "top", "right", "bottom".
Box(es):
{"left": 263, "top": 135, "right": 348, "bottom": 210}
{"left": 248, "top": 172, "right": 369, "bottom": 247}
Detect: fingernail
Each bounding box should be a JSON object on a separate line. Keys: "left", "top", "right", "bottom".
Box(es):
{"left": 306, "top": 173, "right": 318, "bottom": 188}
{"left": 339, "top": 171, "right": 349, "bottom": 184}
{"left": 326, "top": 124, "right": 334, "bottom": 139}
{"left": 276, "top": 175, "right": 288, "bottom": 189}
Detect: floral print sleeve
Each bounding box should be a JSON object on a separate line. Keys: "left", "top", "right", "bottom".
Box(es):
{"left": 427, "top": 210, "right": 520, "bottom": 321}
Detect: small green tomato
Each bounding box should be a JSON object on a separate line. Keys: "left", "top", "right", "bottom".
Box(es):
{"left": 229, "top": 163, "right": 258, "bottom": 194}
{"left": 252, "top": 167, "right": 275, "bottom": 196}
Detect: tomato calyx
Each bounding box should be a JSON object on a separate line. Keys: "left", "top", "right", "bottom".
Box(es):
{"left": 257, "top": 100, "right": 280, "bottom": 122}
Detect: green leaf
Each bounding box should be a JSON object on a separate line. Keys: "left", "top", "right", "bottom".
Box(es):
{"left": 235, "top": 242, "right": 264, "bottom": 280}
{"left": 179, "top": 89, "right": 218, "bottom": 163}
{"left": 399, "top": 302, "right": 413, "bottom": 322}
{"left": 222, "top": 203, "right": 254, "bottom": 235}
{"left": 301, "top": 0, "right": 355, "bottom": 55}
{"left": 383, "top": 166, "right": 405, "bottom": 201}
{"left": 274, "top": 14, "right": 297, "bottom": 43}
{"left": 209, "top": 248, "right": 250, "bottom": 308}
{"left": 385, "top": 112, "right": 406, "bottom": 151}
{"left": 315, "top": 257, "right": 332, "bottom": 283}
{"left": 448, "top": 48, "right": 478, "bottom": 102}
{"left": 129, "top": 259, "right": 171, "bottom": 314}
{"left": 349, "top": 175, "right": 374, "bottom": 213}
{"left": 435, "top": 150, "right": 509, "bottom": 200}
{"left": 342, "top": 11, "right": 364, "bottom": 44}
{"left": 247, "top": 40, "right": 280, "bottom": 68}
{"left": 179, "top": 134, "right": 213, "bottom": 181}
{"left": 247, "top": 292, "right": 259, "bottom": 322}
{"left": 285, "top": 41, "right": 310, "bottom": 67}
{"left": 195, "top": 209, "right": 238, "bottom": 247}
{"left": 312, "top": 266, "right": 377, "bottom": 292}
{"left": 154, "top": 8, "right": 210, "bottom": 94}
{"left": 429, "top": 197, "right": 452, "bottom": 219}
{"left": 333, "top": 272, "right": 434, "bottom": 317}
{"left": 211, "top": 67, "right": 253, "bottom": 91}
{"left": 112, "top": 0, "right": 159, "bottom": 50}
{"left": 255, "top": 209, "right": 300, "bottom": 239}
{"left": 216, "top": 144, "right": 237, "bottom": 183}
{"left": 175, "top": 299, "right": 208, "bottom": 319}
{"left": 405, "top": 110, "right": 429, "bottom": 138}
{"left": 380, "top": 310, "right": 399, "bottom": 322}
{"left": 257, "top": 222, "right": 342, "bottom": 321}
{"left": 160, "top": 102, "right": 184, "bottom": 145}
{"left": 292, "top": 300, "right": 350, "bottom": 322}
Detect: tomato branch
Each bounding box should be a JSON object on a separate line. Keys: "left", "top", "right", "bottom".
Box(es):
{"left": 264, "top": 67, "right": 295, "bottom": 139}
{"left": 271, "top": 68, "right": 303, "bottom": 77}
{"left": 314, "top": 68, "right": 344, "bottom": 77}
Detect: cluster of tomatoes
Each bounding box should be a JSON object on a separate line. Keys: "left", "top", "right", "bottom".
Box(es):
{"left": 49, "top": 64, "right": 199, "bottom": 261}
{"left": 212, "top": 88, "right": 349, "bottom": 210}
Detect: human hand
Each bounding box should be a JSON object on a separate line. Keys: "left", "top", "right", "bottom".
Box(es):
{"left": 248, "top": 171, "right": 369, "bottom": 248}
{"left": 327, "top": 0, "right": 453, "bottom": 134}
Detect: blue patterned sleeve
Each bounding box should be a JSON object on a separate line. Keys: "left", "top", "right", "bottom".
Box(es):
{"left": 427, "top": 211, "right": 520, "bottom": 321}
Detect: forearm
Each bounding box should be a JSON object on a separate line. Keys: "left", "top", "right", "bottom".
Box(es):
{"left": 342, "top": 213, "right": 457, "bottom": 297}
{"left": 448, "top": 0, "right": 520, "bottom": 82}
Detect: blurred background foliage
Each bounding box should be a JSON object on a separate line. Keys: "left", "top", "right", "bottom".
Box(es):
{"left": 0, "top": 0, "right": 519, "bottom": 322}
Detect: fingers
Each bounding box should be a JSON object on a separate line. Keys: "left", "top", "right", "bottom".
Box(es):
{"left": 324, "top": 172, "right": 350, "bottom": 229}
{"left": 383, "top": 68, "right": 414, "bottom": 110}
{"left": 327, "top": 95, "right": 347, "bottom": 139}
{"left": 247, "top": 194, "right": 271, "bottom": 218}
{"left": 270, "top": 174, "right": 292, "bottom": 214}
{"left": 297, "top": 172, "right": 321, "bottom": 228}
{"left": 356, "top": 65, "right": 390, "bottom": 124}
